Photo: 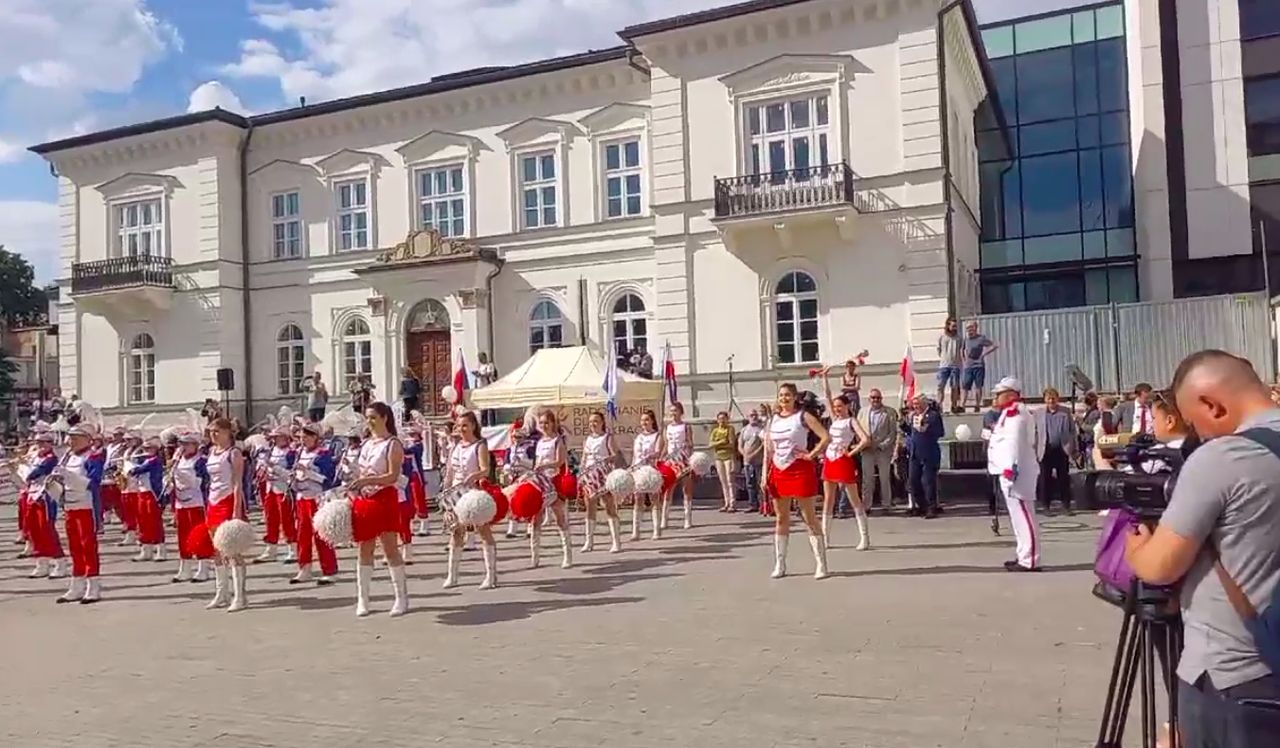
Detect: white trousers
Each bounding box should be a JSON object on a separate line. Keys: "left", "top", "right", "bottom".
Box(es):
{"left": 1000, "top": 476, "right": 1040, "bottom": 569}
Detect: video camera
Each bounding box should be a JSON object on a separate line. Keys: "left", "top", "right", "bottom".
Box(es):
{"left": 1073, "top": 433, "right": 1195, "bottom": 521}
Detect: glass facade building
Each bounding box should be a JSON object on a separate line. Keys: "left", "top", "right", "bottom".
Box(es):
{"left": 976, "top": 2, "right": 1137, "bottom": 314}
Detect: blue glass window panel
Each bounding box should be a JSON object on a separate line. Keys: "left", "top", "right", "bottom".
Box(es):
{"left": 1102, "top": 145, "right": 1134, "bottom": 228}
{"left": 523, "top": 190, "right": 538, "bottom": 209}
{"left": 1107, "top": 228, "right": 1136, "bottom": 257}
{"left": 1024, "top": 233, "right": 1083, "bottom": 265}
{"left": 1100, "top": 112, "right": 1128, "bottom": 145}
{"left": 1016, "top": 47, "right": 1076, "bottom": 123}
{"left": 624, "top": 140, "right": 640, "bottom": 168}
{"left": 625, "top": 174, "right": 641, "bottom": 197}
{"left": 450, "top": 168, "right": 463, "bottom": 193}
{"left": 980, "top": 161, "right": 1010, "bottom": 240}
{"left": 1097, "top": 39, "right": 1127, "bottom": 112}
{"left": 1014, "top": 15, "right": 1074, "bottom": 54}
{"left": 1079, "top": 148, "right": 1105, "bottom": 230}
{"left": 1085, "top": 269, "right": 1109, "bottom": 305}
{"left": 1025, "top": 276, "right": 1085, "bottom": 310}
{"left": 1083, "top": 230, "right": 1107, "bottom": 259}
{"left": 991, "top": 58, "right": 1018, "bottom": 124}
{"left": 1074, "top": 43, "right": 1099, "bottom": 116}
{"left": 1108, "top": 267, "right": 1138, "bottom": 302}
{"left": 608, "top": 197, "right": 622, "bottom": 218}
{"left": 768, "top": 140, "right": 787, "bottom": 173}
{"left": 978, "top": 129, "right": 1012, "bottom": 161}
{"left": 1019, "top": 120, "right": 1077, "bottom": 156}
{"left": 1241, "top": 0, "right": 1280, "bottom": 40}
{"left": 521, "top": 156, "right": 538, "bottom": 183}
{"left": 981, "top": 239, "right": 1022, "bottom": 268}
{"left": 1020, "top": 151, "right": 1081, "bottom": 236}
{"left": 451, "top": 218, "right": 464, "bottom": 237}
{"left": 1095, "top": 6, "right": 1124, "bottom": 39}
{"left": 1078, "top": 115, "right": 1101, "bottom": 148}
{"left": 1072, "top": 10, "right": 1096, "bottom": 43}
{"left": 626, "top": 195, "right": 641, "bottom": 215}
{"left": 540, "top": 154, "right": 556, "bottom": 180}
{"left": 983, "top": 26, "right": 1014, "bottom": 59}
{"left": 605, "top": 144, "right": 620, "bottom": 171}
{"left": 607, "top": 176, "right": 621, "bottom": 198}
{"left": 434, "top": 170, "right": 448, "bottom": 195}
{"left": 793, "top": 136, "right": 810, "bottom": 171}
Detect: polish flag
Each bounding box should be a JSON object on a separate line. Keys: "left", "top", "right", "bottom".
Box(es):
{"left": 661, "top": 341, "right": 678, "bottom": 407}
{"left": 452, "top": 349, "right": 472, "bottom": 405}
{"left": 898, "top": 345, "right": 917, "bottom": 405}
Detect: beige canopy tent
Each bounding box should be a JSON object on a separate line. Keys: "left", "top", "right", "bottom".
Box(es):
{"left": 468, "top": 346, "right": 663, "bottom": 409}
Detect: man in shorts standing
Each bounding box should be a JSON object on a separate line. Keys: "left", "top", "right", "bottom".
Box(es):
{"left": 936, "top": 318, "right": 963, "bottom": 412}
{"left": 961, "top": 321, "right": 998, "bottom": 413}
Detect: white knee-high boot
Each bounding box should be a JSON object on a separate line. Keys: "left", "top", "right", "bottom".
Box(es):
{"left": 629, "top": 502, "right": 642, "bottom": 541}
{"left": 651, "top": 504, "right": 663, "bottom": 540}
{"left": 227, "top": 561, "right": 248, "bottom": 612}
{"left": 192, "top": 558, "right": 211, "bottom": 582}
{"left": 442, "top": 539, "right": 460, "bottom": 589}
{"left": 355, "top": 564, "right": 373, "bottom": 617}
{"left": 771, "top": 534, "right": 789, "bottom": 579}
{"left": 206, "top": 564, "right": 231, "bottom": 609}
{"left": 558, "top": 524, "right": 573, "bottom": 569}
{"left": 660, "top": 499, "right": 670, "bottom": 530}
{"left": 580, "top": 518, "right": 595, "bottom": 552}
{"left": 171, "top": 558, "right": 189, "bottom": 583}
{"left": 606, "top": 516, "right": 622, "bottom": 553}
{"left": 855, "top": 508, "right": 870, "bottom": 551}
{"left": 822, "top": 506, "right": 833, "bottom": 546}
{"left": 388, "top": 565, "right": 408, "bottom": 618}
{"left": 529, "top": 523, "right": 542, "bottom": 568}
{"left": 683, "top": 498, "right": 693, "bottom": 530}
{"left": 810, "top": 534, "right": 829, "bottom": 580}
{"left": 479, "top": 542, "right": 497, "bottom": 590}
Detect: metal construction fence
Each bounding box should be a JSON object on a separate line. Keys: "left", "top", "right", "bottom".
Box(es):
{"left": 973, "top": 292, "right": 1274, "bottom": 396}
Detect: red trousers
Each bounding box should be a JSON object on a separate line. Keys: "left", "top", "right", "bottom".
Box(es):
{"left": 132, "top": 492, "right": 166, "bottom": 545}
{"left": 174, "top": 506, "right": 211, "bottom": 559}
{"left": 410, "top": 476, "right": 428, "bottom": 519}
{"left": 64, "top": 508, "right": 99, "bottom": 577}
{"left": 102, "top": 483, "right": 134, "bottom": 530}
{"left": 397, "top": 501, "right": 414, "bottom": 544}
{"left": 24, "top": 498, "right": 63, "bottom": 558}
{"left": 294, "top": 497, "right": 337, "bottom": 576}
{"left": 17, "top": 489, "right": 28, "bottom": 539}
{"left": 261, "top": 490, "right": 297, "bottom": 545}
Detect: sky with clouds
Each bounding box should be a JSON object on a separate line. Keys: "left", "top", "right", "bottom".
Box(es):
{"left": 0, "top": 0, "right": 1094, "bottom": 283}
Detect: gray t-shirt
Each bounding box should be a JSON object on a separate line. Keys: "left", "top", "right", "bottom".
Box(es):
{"left": 1161, "top": 409, "right": 1280, "bottom": 688}
{"left": 937, "top": 333, "right": 963, "bottom": 367}
{"left": 306, "top": 381, "right": 328, "bottom": 410}
{"left": 963, "top": 333, "right": 992, "bottom": 368}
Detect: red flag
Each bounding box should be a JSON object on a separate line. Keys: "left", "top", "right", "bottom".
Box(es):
{"left": 451, "top": 349, "right": 471, "bottom": 405}
{"left": 661, "top": 341, "right": 677, "bottom": 405}
{"left": 898, "top": 345, "right": 916, "bottom": 404}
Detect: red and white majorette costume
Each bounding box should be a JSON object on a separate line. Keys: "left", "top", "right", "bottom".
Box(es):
{"left": 55, "top": 432, "right": 105, "bottom": 604}
{"left": 290, "top": 439, "right": 338, "bottom": 584}
{"left": 632, "top": 430, "right": 662, "bottom": 541}
{"left": 579, "top": 432, "right": 622, "bottom": 553}
{"left": 352, "top": 435, "right": 409, "bottom": 618}
{"left": 171, "top": 442, "right": 212, "bottom": 583}
{"left": 441, "top": 438, "right": 499, "bottom": 590}
{"left": 204, "top": 444, "right": 248, "bottom": 612}
{"left": 22, "top": 436, "right": 67, "bottom": 579}
{"left": 662, "top": 422, "right": 693, "bottom": 530}
{"left": 821, "top": 416, "right": 870, "bottom": 550}
{"left": 765, "top": 410, "right": 829, "bottom": 580}
{"left": 257, "top": 436, "right": 298, "bottom": 563}
{"left": 531, "top": 434, "right": 573, "bottom": 570}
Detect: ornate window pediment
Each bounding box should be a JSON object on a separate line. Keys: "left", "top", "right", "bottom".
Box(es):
{"left": 316, "top": 148, "right": 389, "bottom": 177}
{"left": 396, "top": 130, "right": 483, "bottom": 164}
{"left": 580, "top": 103, "right": 650, "bottom": 136}
{"left": 718, "top": 54, "right": 857, "bottom": 97}
{"left": 95, "top": 172, "right": 182, "bottom": 200}
{"left": 496, "top": 117, "right": 581, "bottom": 150}
{"left": 248, "top": 159, "right": 321, "bottom": 179}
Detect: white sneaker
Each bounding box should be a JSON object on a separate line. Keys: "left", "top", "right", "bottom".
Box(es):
{"left": 281, "top": 545, "right": 297, "bottom": 564}
{"left": 80, "top": 577, "right": 102, "bottom": 604}
{"left": 192, "top": 559, "right": 211, "bottom": 582}
{"left": 57, "top": 576, "right": 86, "bottom": 604}
{"left": 290, "top": 567, "right": 313, "bottom": 585}
{"left": 153, "top": 544, "right": 167, "bottom": 562}
{"left": 30, "top": 558, "right": 50, "bottom": 578}
{"left": 171, "top": 559, "right": 190, "bottom": 583}
{"left": 132, "top": 546, "right": 152, "bottom": 562}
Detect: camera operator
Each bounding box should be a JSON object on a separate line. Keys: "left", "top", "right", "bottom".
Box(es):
{"left": 1124, "top": 350, "right": 1280, "bottom": 746}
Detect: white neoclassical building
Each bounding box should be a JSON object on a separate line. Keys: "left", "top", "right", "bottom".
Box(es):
{"left": 31, "top": 0, "right": 992, "bottom": 423}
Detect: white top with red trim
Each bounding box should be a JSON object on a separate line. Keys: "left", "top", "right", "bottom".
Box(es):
{"left": 582, "top": 434, "right": 610, "bottom": 469}
{"left": 825, "top": 417, "right": 854, "bottom": 461}
{"left": 769, "top": 411, "right": 808, "bottom": 471}
{"left": 206, "top": 447, "right": 236, "bottom": 505}
{"left": 449, "top": 440, "right": 481, "bottom": 489}
{"left": 664, "top": 423, "right": 689, "bottom": 459}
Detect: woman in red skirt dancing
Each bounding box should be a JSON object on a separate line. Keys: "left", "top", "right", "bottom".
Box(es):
{"left": 442, "top": 411, "right": 499, "bottom": 589}
{"left": 661, "top": 402, "right": 695, "bottom": 530}
{"left": 204, "top": 418, "right": 248, "bottom": 611}
{"left": 763, "top": 382, "right": 831, "bottom": 580}
{"left": 821, "top": 367, "right": 872, "bottom": 550}
{"left": 579, "top": 411, "right": 622, "bottom": 553}
{"left": 347, "top": 402, "right": 409, "bottom": 618}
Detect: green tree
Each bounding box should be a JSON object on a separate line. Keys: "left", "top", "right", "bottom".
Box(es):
{"left": 0, "top": 245, "right": 47, "bottom": 326}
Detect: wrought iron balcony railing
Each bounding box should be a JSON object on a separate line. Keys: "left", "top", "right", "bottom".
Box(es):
{"left": 713, "top": 162, "right": 856, "bottom": 219}
{"left": 70, "top": 254, "right": 175, "bottom": 295}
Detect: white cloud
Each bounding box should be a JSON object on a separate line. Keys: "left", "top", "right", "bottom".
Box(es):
{"left": 0, "top": 138, "right": 23, "bottom": 164}
{"left": 187, "top": 81, "right": 247, "bottom": 114}
{"left": 0, "top": 201, "right": 60, "bottom": 283}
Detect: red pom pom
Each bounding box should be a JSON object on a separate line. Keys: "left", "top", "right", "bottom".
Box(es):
{"left": 807, "top": 367, "right": 823, "bottom": 378}
{"left": 657, "top": 462, "right": 677, "bottom": 493}
{"left": 351, "top": 497, "right": 384, "bottom": 543}
{"left": 480, "top": 480, "right": 508, "bottom": 524}
{"left": 553, "top": 470, "right": 578, "bottom": 500}
{"left": 510, "top": 482, "right": 545, "bottom": 521}
{"left": 187, "top": 522, "right": 215, "bottom": 559}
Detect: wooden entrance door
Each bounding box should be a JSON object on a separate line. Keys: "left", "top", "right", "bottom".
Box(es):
{"left": 406, "top": 330, "right": 451, "bottom": 416}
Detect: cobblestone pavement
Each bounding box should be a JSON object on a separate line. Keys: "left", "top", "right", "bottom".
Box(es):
{"left": 1, "top": 503, "right": 1125, "bottom": 748}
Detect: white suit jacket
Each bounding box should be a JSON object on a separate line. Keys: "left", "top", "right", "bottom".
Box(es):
{"left": 986, "top": 402, "right": 1041, "bottom": 486}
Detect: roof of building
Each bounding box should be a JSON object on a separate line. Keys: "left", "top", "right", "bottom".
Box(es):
{"left": 618, "top": 0, "right": 812, "bottom": 40}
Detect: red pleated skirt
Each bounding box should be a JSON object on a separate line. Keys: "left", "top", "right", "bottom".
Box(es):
{"left": 822, "top": 454, "right": 859, "bottom": 484}
{"left": 768, "top": 458, "right": 819, "bottom": 499}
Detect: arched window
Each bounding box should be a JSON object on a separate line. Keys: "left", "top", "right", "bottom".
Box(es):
{"left": 609, "top": 293, "right": 647, "bottom": 365}
{"left": 528, "top": 299, "right": 564, "bottom": 354}
{"left": 340, "top": 317, "right": 373, "bottom": 389}
{"left": 773, "top": 271, "right": 819, "bottom": 365}
{"left": 276, "top": 324, "right": 306, "bottom": 396}
{"left": 128, "top": 333, "right": 156, "bottom": 404}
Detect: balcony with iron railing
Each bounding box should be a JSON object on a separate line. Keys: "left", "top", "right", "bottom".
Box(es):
{"left": 70, "top": 254, "right": 175, "bottom": 296}
{"left": 713, "top": 162, "right": 857, "bottom": 219}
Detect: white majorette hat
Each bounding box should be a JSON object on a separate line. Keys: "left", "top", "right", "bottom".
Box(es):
{"left": 34, "top": 430, "right": 55, "bottom": 442}
{"left": 67, "top": 425, "right": 95, "bottom": 438}
{"left": 271, "top": 425, "right": 292, "bottom": 438}
{"left": 992, "top": 376, "right": 1023, "bottom": 395}
{"left": 178, "top": 431, "right": 202, "bottom": 444}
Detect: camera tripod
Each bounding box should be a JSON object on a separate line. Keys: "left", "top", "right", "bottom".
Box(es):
{"left": 1094, "top": 580, "right": 1183, "bottom": 748}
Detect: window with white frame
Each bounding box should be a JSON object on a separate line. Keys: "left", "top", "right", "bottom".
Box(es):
{"left": 519, "top": 151, "right": 558, "bottom": 229}
{"left": 271, "top": 191, "right": 303, "bottom": 259}
{"left": 340, "top": 317, "right": 373, "bottom": 389}
{"left": 334, "top": 178, "right": 370, "bottom": 251}
{"left": 744, "top": 94, "right": 831, "bottom": 177}
{"left": 276, "top": 324, "right": 306, "bottom": 395}
{"left": 602, "top": 139, "right": 643, "bottom": 219}
{"left": 415, "top": 165, "right": 466, "bottom": 238}
{"left": 773, "top": 271, "right": 820, "bottom": 365}
{"left": 128, "top": 333, "right": 156, "bottom": 404}
{"left": 528, "top": 299, "right": 564, "bottom": 353}
{"left": 610, "top": 293, "right": 647, "bottom": 364}
{"left": 115, "top": 198, "right": 165, "bottom": 257}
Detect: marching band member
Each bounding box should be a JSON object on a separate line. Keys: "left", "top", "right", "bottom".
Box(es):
{"left": 347, "top": 402, "right": 410, "bottom": 618}
{"left": 763, "top": 382, "right": 832, "bottom": 580}
{"left": 170, "top": 433, "right": 212, "bottom": 583}
{"left": 442, "top": 411, "right": 498, "bottom": 589}
{"left": 23, "top": 431, "right": 67, "bottom": 579}
{"left": 115, "top": 430, "right": 143, "bottom": 547}
{"left": 579, "top": 411, "right": 622, "bottom": 554}
{"left": 56, "top": 425, "right": 105, "bottom": 604}
{"left": 662, "top": 402, "right": 695, "bottom": 530}
{"left": 291, "top": 422, "right": 338, "bottom": 585}
{"left": 632, "top": 409, "right": 664, "bottom": 541}
{"left": 396, "top": 437, "right": 417, "bottom": 565}
{"left": 205, "top": 418, "right": 250, "bottom": 611}
{"left": 257, "top": 427, "right": 298, "bottom": 563}
{"left": 405, "top": 427, "right": 429, "bottom": 537}
{"left": 127, "top": 437, "right": 167, "bottom": 562}
{"left": 821, "top": 368, "right": 873, "bottom": 550}
{"left": 986, "top": 377, "right": 1042, "bottom": 572}
{"left": 15, "top": 433, "right": 41, "bottom": 557}
{"left": 533, "top": 408, "right": 573, "bottom": 569}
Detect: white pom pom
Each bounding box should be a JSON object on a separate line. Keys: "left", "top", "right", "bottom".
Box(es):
{"left": 313, "top": 497, "right": 354, "bottom": 547}
{"left": 633, "top": 465, "right": 663, "bottom": 494}
{"left": 688, "top": 450, "right": 715, "bottom": 477}
{"left": 954, "top": 424, "right": 974, "bottom": 441}
{"left": 441, "top": 385, "right": 458, "bottom": 404}
{"left": 605, "top": 468, "right": 635, "bottom": 498}
{"left": 455, "top": 489, "right": 497, "bottom": 527}
{"left": 212, "top": 518, "right": 256, "bottom": 559}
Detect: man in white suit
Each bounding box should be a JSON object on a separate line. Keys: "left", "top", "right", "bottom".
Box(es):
{"left": 987, "top": 376, "right": 1042, "bottom": 572}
